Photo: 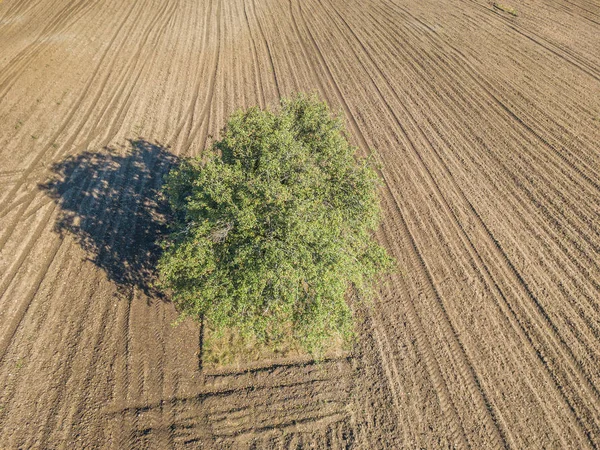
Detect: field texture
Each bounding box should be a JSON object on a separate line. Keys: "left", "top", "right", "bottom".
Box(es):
{"left": 1, "top": 0, "right": 600, "bottom": 447}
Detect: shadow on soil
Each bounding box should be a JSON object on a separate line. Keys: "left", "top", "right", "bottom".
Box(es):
{"left": 39, "top": 139, "right": 179, "bottom": 298}
{"left": 105, "top": 355, "right": 354, "bottom": 445}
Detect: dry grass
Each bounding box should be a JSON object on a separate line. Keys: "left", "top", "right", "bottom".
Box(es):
{"left": 202, "top": 325, "right": 349, "bottom": 370}
{"left": 493, "top": 2, "right": 518, "bottom": 16}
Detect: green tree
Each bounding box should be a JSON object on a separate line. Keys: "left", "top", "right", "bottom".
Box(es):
{"left": 158, "top": 94, "right": 393, "bottom": 353}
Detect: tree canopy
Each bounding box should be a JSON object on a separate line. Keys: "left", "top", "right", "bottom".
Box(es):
{"left": 158, "top": 94, "right": 393, "bottom": 353}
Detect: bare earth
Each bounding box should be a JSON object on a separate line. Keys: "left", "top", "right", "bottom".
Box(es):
{"left": 1, "top": 0, "right": 600, "bottom": 447}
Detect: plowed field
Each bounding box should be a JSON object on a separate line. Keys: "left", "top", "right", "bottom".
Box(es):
{"left": 1, "top": 0, "right": 600, "bottom": 447}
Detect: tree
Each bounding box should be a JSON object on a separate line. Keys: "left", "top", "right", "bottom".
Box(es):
{"left": 158, "top": 94, "right": 393, "bottom": 353}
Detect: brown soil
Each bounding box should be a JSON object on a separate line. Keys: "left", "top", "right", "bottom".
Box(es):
{"left": 1, "top": 0, "right": 600, "bottom": 447}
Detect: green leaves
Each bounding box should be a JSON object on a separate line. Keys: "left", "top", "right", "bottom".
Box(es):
{"left": 158, "top": 94, "right": 393, "bottom": 354}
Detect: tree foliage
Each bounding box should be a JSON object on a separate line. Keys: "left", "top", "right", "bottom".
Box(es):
{"left": 158, "top": 94, "right": 393, "bottom": 353}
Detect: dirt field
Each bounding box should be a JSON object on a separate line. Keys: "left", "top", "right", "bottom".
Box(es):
{"left": 1, "top": 0, "right": 600, "bottom": 447}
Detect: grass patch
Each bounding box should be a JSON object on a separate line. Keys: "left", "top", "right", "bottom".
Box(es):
{"left": 493, "top": 2, "right": 518, "bottom": 16}
{"left": 202, "top": 324, "right": 349, "bottom": 371}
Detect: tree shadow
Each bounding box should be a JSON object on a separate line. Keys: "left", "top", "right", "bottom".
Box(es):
{"left": 39, "top": 139, "right": 179, "bottom": 298}
{"left": 104, "top": 356, "right": 354, "bottom": 446}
